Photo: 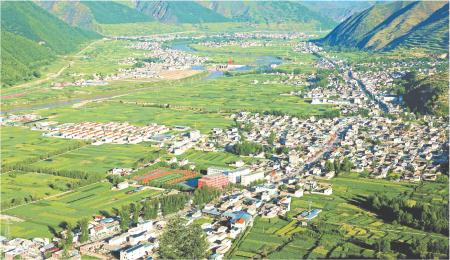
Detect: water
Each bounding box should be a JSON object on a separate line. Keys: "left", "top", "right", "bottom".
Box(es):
{"left": 171, "top": 42, "right": 197, "bottom": 53}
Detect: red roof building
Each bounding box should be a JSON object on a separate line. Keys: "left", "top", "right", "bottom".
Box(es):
{"left": 198, "top": 174, "right": 229, "bottom": 189}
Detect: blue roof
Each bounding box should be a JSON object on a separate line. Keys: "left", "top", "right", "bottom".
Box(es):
{"left": 100, "top": 217, "right": 115, "bottom": 223}
{"left": 125, "top": 244, "right": 145, "bottom": 253}
{"left": 223, "top": 211, "right": 252, "bottom": 224}
{"left": 300, "top": 209, "right": 321, "bottom": 220}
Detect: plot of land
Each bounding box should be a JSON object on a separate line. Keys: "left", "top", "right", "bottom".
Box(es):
{"left": 179, "top": 149, "right": 251, "bottom": 169}
{"left": 1, "top": 126, "right": 84, "bottom": 167}
{"left": 1, "top": 172, "right": 79, "bottom": 208}
{"left": 1, "top": 182, "right": 161, "bottom": 238}
{"left": 31, "top": 143, "right": 161, "bottom": 174}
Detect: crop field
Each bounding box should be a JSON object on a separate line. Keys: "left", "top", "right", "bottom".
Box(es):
{"left": 119, "top": 73, "right": 335, "bottom": 117}
{"left": 37, "top": 101, "right": 233, "bottom": 134}
{"left": 134, "top": 168, "right": 199, "bottom": 185}
{"left": 230, "top": 174, "right": 448, "bottom": 259}
{"left": 0, "top": 182, "right": 161, "bottom": 238}
{"left": 31, "top": 143, "right": 161, "bottom": 174}
{"left": 1, "top": 172, "right": 80, "bottom": 208}
{"left": 1, "top": 126, "right": 85, "bottom": 167}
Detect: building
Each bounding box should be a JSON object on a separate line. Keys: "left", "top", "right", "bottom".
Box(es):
{"left": 117, "top": 181, "right": 129, "bottom": 190}
{"left": 241, "top": 171, "right": 265, "bottom": 186}
{"left": 226, "top": 167, "right": 250, "bottom": 183}
{"left": 198, "top": 174, "right": 229, "bottom": 189}
{"left": 207, "top": 167, "right": 229, "bottom": 176}
{"left": 120, "top": 244, "right": 153, "bottom": 260}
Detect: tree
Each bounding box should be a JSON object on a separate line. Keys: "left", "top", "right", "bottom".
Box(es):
{"left": 64, "top": 223, "right": 74, "bottom": 249}
{"left": 341, "top": 157, "right": 353, "bottom": 172}
{"left": 268, "top": 131, "right": 276, "bottom": 145}
{"left": 334, "top": 158, "right": 341, "bottom": 175}
{"left": 78, "top": 218, "right": 89, "bottom": 243}
{"left": 159, "top": 218, "right": 208, "bottom": 259}
{"left": 131, "top": 203, "right": 140, "bottom": 224}
{"left": 325, "top": 160, "right": 334, "bottom": 172}
{"left": 119, "top": 205, "right": 131, "bottom": 231}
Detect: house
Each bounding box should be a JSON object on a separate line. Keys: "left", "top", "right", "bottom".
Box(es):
{"left": 198, "top": 174, "right": 229, "bottom": 189}
{"left": 241, "top": 171, "right": 265, "bottom": 186}
{"left": 120, "top": 244, "right": 153, "bottom": 260}
{"left": 117, "top": 181, "right": 129, "bottom": 190}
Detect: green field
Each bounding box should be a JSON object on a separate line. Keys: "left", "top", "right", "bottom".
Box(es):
{"left": 1, "top": 172, "right": 80, "bottom": 208}
{"left": 31, "top": 143, "right": 161, "bottom": 174}
{"left": 37, "top": 102, "right": 233, "bottom": 134}
{"left": 1, "top": 182, "right": 161, "bottom": 238}
{"left": 1, "top": 126, "right": 85, "bottom": 167}
{"left": 229, "top": 174, "right": 449, "bottom": 259}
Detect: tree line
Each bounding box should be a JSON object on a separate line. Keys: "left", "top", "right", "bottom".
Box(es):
{"left": 365, "top": 193, "right": 449, "bottom": 235}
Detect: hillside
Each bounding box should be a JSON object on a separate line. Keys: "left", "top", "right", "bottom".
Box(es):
{"left": 319, "top": 1, "right": 449, "bottom": 52}
{"left": 82, "top": 1, "right": 153, "bottom": 24}
{"left": 1, "top": 1, "right": 99, "bottom": 86}
{"left": 35, "top": 1, "right": 98, "bottom": 31}
{"left": 300, "top": 1, "right": 374, "bottom": 23}
{"left": 1, "top": 1, "right": 99, "bottom": 54}
{"left": 135, "top": 1, "right": 230, "bottom": 23}
{"left": 1, "top": 31, "right": 56, "bottom": 86}
{"left": 198, "top": 1, "right": 336, "bottom": 28}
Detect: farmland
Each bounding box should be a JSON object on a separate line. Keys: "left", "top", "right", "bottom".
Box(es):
{"left": 178, "top": 149, "right": 253, "bottom": 170}
{"left": 0, "top": 182, "right": 162, "bottom": 239}
{"left": 31, "top": 143, "right": 162, "bottom": 174}
{"left": 1, "top": 126, "right": 85, "bottom": 167}
{"left": 229, "top": 174, "right": 449, "bottom": 259}
{"left": 1, "top": 172, "right": 80, "bottom": 208}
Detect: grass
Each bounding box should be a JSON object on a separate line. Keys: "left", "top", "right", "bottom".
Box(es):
{"left": 1, "top": 126, "right": 84, "bottom": 167}
{"left": 31, "top": 143, "right": 161, "bottom": 174}
{"left": 1, "top": 171, "right": 79, "bottom": 207}
{"left": 1, "top": 182, "right": 161, "bottom": 238}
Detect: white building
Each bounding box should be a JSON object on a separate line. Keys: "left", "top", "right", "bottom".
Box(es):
{"left": 117, "top": 181, "right": 129, "bottom": 190}
{"left": 226, "top": 167, "right": 250, "bottom": 183}
{"left": 241, "top": 171, "right": 265, "bottom": 186}
{"left": 120, "top": 244, "right": 153, "bottom": 260}
{"left": 207, "top": 167, "right": 229, "bottom": 176}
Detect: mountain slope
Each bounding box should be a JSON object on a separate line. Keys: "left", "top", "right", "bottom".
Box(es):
{"left": 1, "top": 31, "right": 56, "bottom": 86}
{"left": 385, "top": 3, "right": 449, "bottom": 52}
{"left": 136, "top": 1, "right": 230, "bottom": 23}
{"left": 83, "top": 1, "right": 153, "bottom": 24}
{"left": 35, "top": 1, "right": 98, "bottom": 31}
{"left": 319, "top": 1, "right": 448, "bottom": 52}
{"left": 198, "top": 1, "right": 336, "bottom": 28}
{"left": 299, "top": 1, "right": 374, "bottom": 23}
{"left": 1, "top": 1, "right": 99, "bottom": 54}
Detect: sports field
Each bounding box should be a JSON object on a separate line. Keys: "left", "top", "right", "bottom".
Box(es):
{"left": 229, "top": 174, "right": 449, "bottom": 259}
{"left": 134, "top": 167, "right": 199, "bottom": 185}
{"left": 1, "top": 182, "right": 161, "bottom": 238}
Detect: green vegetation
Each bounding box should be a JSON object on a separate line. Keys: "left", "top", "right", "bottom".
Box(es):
{"left": 159, "top": 217, "right": 208, "bottom": 259}
{"left": 1, "top": 182, "right": 161, "bottom": 238}
{"left": 1, "top": 1, "right": 99, "bottom": 86}
{"left": 83, "top": 1, "right": 153, "bottom": 24}
{"left": 1, "top": 126, "right": 86, "bottom": 167}
{"left": 394, "top": 71, "right": 449, "bottom": 116}
{"left": 179, "top": 149, "right": 248, "bottom": 170}
{"left": 1, "top": 172, "right": 80, "bottom": 209}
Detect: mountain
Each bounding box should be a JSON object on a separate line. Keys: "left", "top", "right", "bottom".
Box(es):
{"left": 35, "top": 1, "right": 153, "bottom": 31}
{"left": 198, "top": 1, "right": 336, "bottom": 28}
{"left": 1, "top": 31, "right": 55, "bottom": 86}
{"left": 135, "top": 1, "right": 230, "bottom": 23}
{"left": 1, "top": 1, "right": 99, "bottom": 54}
{"left": 1, "top": 1, "right": 99, "bottom": 86}
{"left": 300, "top": 1, "right": 374, "bottom": 23}
{"left": 319, "top": 1, "right": 449, "bottom": 52}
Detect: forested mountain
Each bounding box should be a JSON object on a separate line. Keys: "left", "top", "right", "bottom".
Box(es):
{"left": 1, "top": 1, "right": 99, "bottom": 86}
{"left": 135, "top": 1, "right": 230, "bottom": 23}
{"left": 198, "top": 1, "right": 336, "bottom": 28}
{"left": 319, "top": 1, "right": 449, "bottom": 52}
